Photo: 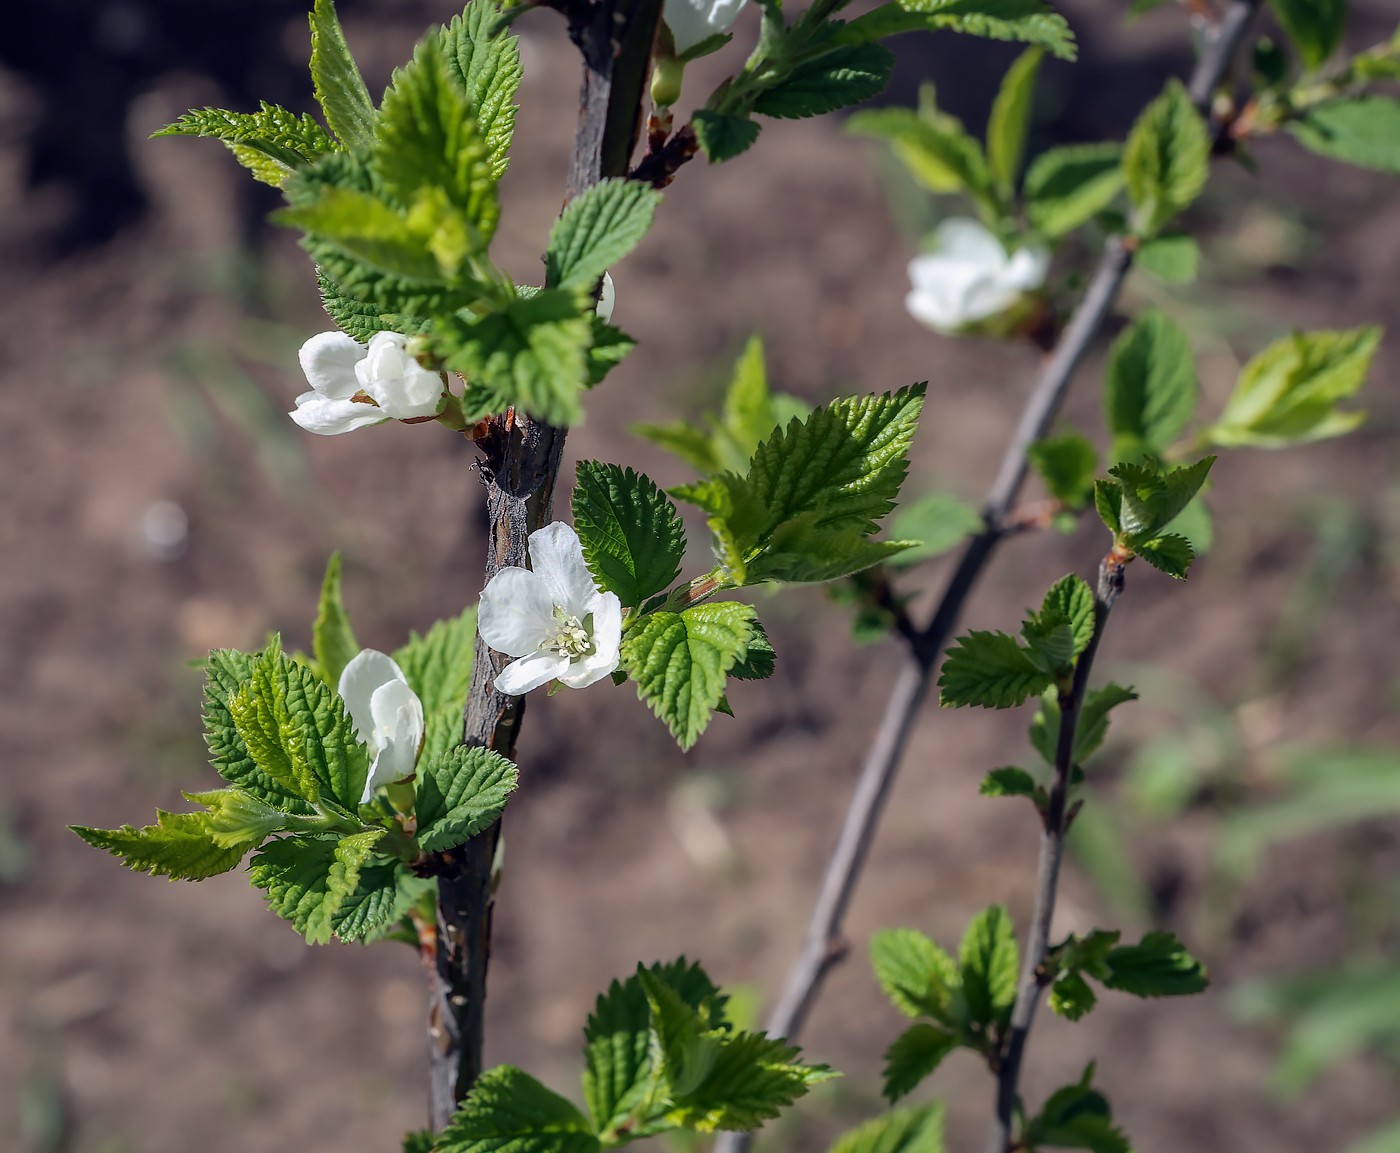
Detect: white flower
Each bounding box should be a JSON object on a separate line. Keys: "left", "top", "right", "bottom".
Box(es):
{"left": 597, "top": 272, "right": 616, "bottom": 325}
{"left": 338, "top": 649, "right": 426, "bottom": 804}
{"left": 291, "top": 330, "right": 444, "bottom": 435}
{"left": 663, "top": 0, "right": 746, "bottom": 54}
{"left": 905, "top": 218, "right": 1050, "bottom": 334}
{"left": 478, "top": 522, "right": 623, "bottom": 695}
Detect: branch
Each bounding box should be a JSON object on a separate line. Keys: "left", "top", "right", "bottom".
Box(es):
{"left": 713, "top": 10, "right": 1262, "bottom": 1152}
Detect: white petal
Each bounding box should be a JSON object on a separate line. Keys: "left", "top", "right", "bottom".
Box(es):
{"left": 1004, "top": 244, "right": 1051, "bottom": 291}
{"left": 495, "top": 650, "right": 571, "bottom": 695}
{"left": 589, "top": 592, "right": 623, "bottom": 664}
{"left": 289, "top": 391, "right": 386, "bottom": 435}
{"left": 365, "top": 362, "right": 444, "bottom": 420}
{"left": 369, "top": 678, "right": 424, "bottom": 752}
{"left": 596, "top": 272, "right": 616, "bottom": 325}
{"left": 338, "top": 649, "right": 409, "bottom": 742}
{"left": 478, "top": 567, "right": 558, "bottom": 655}
{"left": 905, "top": 287, "right": 968, "bottom": 334}
{"left": 932, "top": 217, "right": 1009, "bottom": 268}
{"left": 960, "top": 273, "right": 1021, "bottom": 323}
{"left": 298, "top": 332, "right": 366, "bottom": 399}
{"left": 527, "top": 522, "right": 599, "bottom": 618}
{"left": 663, "top": 0, "right": 745, "bottom": 52}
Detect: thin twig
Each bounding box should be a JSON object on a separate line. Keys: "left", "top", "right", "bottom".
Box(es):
{"left": 714, "top": 9, "right": 1261, "bottom": 1152}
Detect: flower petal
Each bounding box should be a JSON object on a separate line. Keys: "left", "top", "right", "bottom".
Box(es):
{"left": 1004, "top": 245, "right": 1051, "bottom": 292}
{"left": 495, "top": 650, "right": 571, "bottom": 696}
{"left": 664, "top": 0, "right": 746, "bottom": 52}
{"left": 932, "top": 217, "right": 1009, "bottom": 266}
{"left": 527, "top": 522, "right": 599, "bottom": 618}
{"left": 299, "top": 332, "right": 366, "bottom": 399}
{"left": 596, "top": 272, "right": 616, "bottom": 324}
{"left": 289, "top": 391, "right": 387, "bottom": 436}
{"left": 369, "top": 678, "right": 425, "bottom": 754}
{"left": 479, "top": 567, "right": 557, "bottom": 656}
{"left": 338, "top": 649, "right": 410, "bottom": 742}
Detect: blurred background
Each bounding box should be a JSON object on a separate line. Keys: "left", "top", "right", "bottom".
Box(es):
{"left": 2, "top": 0, "right": 1399, "bottom": 1150}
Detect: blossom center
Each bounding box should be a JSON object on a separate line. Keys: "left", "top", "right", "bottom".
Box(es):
{"left": 542, "top": 606, "right": 595, "bottom": 658}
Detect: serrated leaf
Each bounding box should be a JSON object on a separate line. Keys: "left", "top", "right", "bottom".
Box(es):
{"left": 1108, "top": 455, "right": 1215, "bottom": 542}
{"left": 980, "top": 766, "right": 1045, "bottom": 806}
{"left": 546, "top": 179, "right": 662, "bottom": 292}
{"left": 1123, "top": 78, "right": 1209, "bottom": 237}
{"left": 393, "top": 605, "right": 477, "bottom": 760}
{"left": 664, "top": 1028, "right": 837, "bottom": 1132}
{"left": 154, "top": 102, "right": 336, "bottom": 186}
{"left": 1021, "top": 613, "right": 1076, "bottom": 674}
{"left": 938, "top": 630, "right": 1052, "bottom": 709}
{"left": 881, "top": 1024, "right": 959, "bottom": 1101}
{"left": 587, "top": 319, "right": 637, "bottom": 386}
{"left": 1092, "top": 479, "right": 1122, "bottom": 536}
{"left": 71, "top": 811, "right": 252, "bottom": 881}
{"left": 1025, "top": 1067, "right": 1129, "bottom": 1153}
{"left": 888, "top": 492, "right": 984, "bottom": 567}
{"left": 313, "top": 552, "right": 360, "bottom": 687}
{"left": 1136, "top": 234, "right": 1199, "bottom": 283}
{"left": 693, "top": 111, "right": 762, "bottom": 162}
{"left": 631, "top": 420, "right": 725, "bottom": 474}
{"left": 1102, "top": 930, "right": 1208, "bottom": 996}
{"left": 1049, "top": 971, "right": 1097, "bottom": 1020}
{"left": 622, "top": 602, "right": 755, "bottom": 749}
{"left": 1023, "top": 142, "right": 1124, "bottom": 238}
{"left": 871, "top": 927, "right": 961, "bottom": 1023}
{"left": 1268, "top": 0, "right": 1346, "bottom": 70}
{"left": 753, "top": 43, "right": 895, "bottom": 119}
{"left": 1290, "top": 97, "right": 1400, "bottom": 174}
{"left": 836, "top": 0, "right": 1076, "bottom": 61}
{"left": 249, "top": 829, "right": 386, "bottom": 944}
{"left": 183, "top": 787, "right": 290, "bottom": 848}
{"left": 711, "top": 335, "right": 810, "bottom": 475}
{"left": 315, "top": 269, "right": 423, "bottom": 342}
{"left": 310, "top": 0, "right": 377, "bottom": 150}
{"left": 728, "top": 619, "right": 776, "bottom": 680}
{"left": 1134, "top": 532, "right": 1195, "bottom": 578}
{"left": 442, "top": 0, "right": 524, "bottom": 180}
{"left": 1104, "top": 309, "right": 1198, "bottom": 456}
{"left": 1039, "top": 574, "right": 1096, "bottom": 656}
{"left": 828, "top": 1102, "right": 946, "bottom": 1153}
{"left": 333, "top": 862, "right": 428, "bottom": 943}
{"left": 1072, "top": 682, "right": 1138, "bottom": 762}
{"left": 1206, "top": 326, "right": 1378, "bottom": 448}
{"left": 1028, "top": 431, "right": 1098, "bottom": 508}
{"left": 277, "top": 185, "right": 454, "bottom": 283}
{"left": 414, "top": 745, "right": 519, "bottom": 853}
{"left": 847, "top": 105, "right": 991, "bottom": 202}
{"left": 959, "top": 905, "right": 1019, "bottom": 1029}
{"left": 436, "top": 1066, "right": 601, "bottom": 1153}
{"left": 573, "top": 463, "right": 686, "bottom": 609}
{"left": 404, "top": 1131, "right": 436, "bottom": 1153}
{"left": 987, "top": 47, "right": 1043, "bottom": 200}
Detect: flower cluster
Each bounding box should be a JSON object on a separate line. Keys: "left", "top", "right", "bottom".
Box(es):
{"left": 292, "top": 331, "right": 445, "bottom": 436}
{"left": 905, "top": 218, "right": 1049, "bottom": 334}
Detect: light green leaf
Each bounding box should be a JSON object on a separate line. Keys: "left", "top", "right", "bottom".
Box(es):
{"left": 182, "top": 787, "right": 291, "bottom": 849}
{"left": 1135, "top": 532, "right": 1195, "bottom": 578}
{"left": 888, "top": 493, "right": 984, "bottom": 567}
{"left": 1040, "top": 574, "right": 1096, "bottom": 656}
{"left": 693, "top": 111, "right": 762, "bottom": 162}
{"left": 1049, "top": 971, "right": 1097, "bottom": 1020}
{"left": 1021, "top": 613, "right": 1076, "bottom": 675}
{"left": 835, "top": 0, "right": 1076, "bottom": 61}
{"left": 277, "top": 185, "right": 456, "bottom": 283}
{"left": 313, "top": 552, "right": 360, "bottom": 687}
{"left": 546, "top": 179, "right": 662, "bottom": 292}
{"left": 573, "top": 463, "right": 687, "bottom": 609}
{"left": 1102, "top": 930, "right": 1208, "bottom": 996}
{"left": 1136, "top": 234, "right": 1199, "bottom": 283}
{"left": 848, "top": 104, "right": 991, "bottom": 203}
{"left": 442, "top": 0, "right": 524, "bottom": 179}
{"left": 1123, "top": 78, "right": 1209, "bottom": 237}
{"left": 310, "top": 0, "right": 377, "bottom": 150}
{"left": 1206, "top": 326, "right": 1378, "bottom": 447}
{"left": 871, "top": 927, "right": 961, "bottom": 1023}
{"left": 436, "top": 1066, "right": 601, "bottom": 1153}
{"left": 938, "top": 630, "right": 1052, "bottom": 709}
{"left": 405, "top": 1130, "right": 436, "bottom": 1153}
{"left": 622, "top": 603, "right": 756, "bottom": 749}
{"left": 1104, "top": 309, "right": 1198, "bottom": 458}
{"left": 71, "top": 810, "right": 253, "bottom": 881}
{"left": 394, "top": 605, "right": 478, "bottom": 760}
{"left": 586, "top": 319, "right": 637, "bottom": 386}
{"left": 1023, "top": 142, "right": 1124, "bottom": 238}
{"left": 1072, "top": 682, "right": 1139, "bottom": 763}
{"left": 1107, "top": 456, "right": 1215, "bottom": 542}
{"left": 987, "top": 47, "right": 1044, "bottom": 200}
{"left": 980, "top": 766, "right": 1046, "bottom": 807}
{"left": 249, "top": 829, "right": 387, "bottom": 944}
{"left": 153, "top": 102, "right": 336, "bottom": 186}
{"left": 882, "top": 1024, "right": 960, "bottom": 1101}
{"left": 631, "top": 420, "right": 724, "bottom": 474}
{"left": 1268, "top": 0, "right": 1347, "bottom": 70}
{"left": 716, "top": 335, "right": 809, "bottom": 474}
{"left": 959, "top": 904, "right": 1019, "bottom": 1029}
{"left": 828, "top": 1102, "right": 946, "bottom": 1153}
{"left": 1290, "top": 97, "right": 1400, "bottom": 174}
{"left": 1028, "top": 430, "right": 1098, "bottom": 509}
{"left": 753, "top": 43, "right": 896, "bottom": 119}
{"left": 414, "top": 744, "right": 518, "bottom": 852}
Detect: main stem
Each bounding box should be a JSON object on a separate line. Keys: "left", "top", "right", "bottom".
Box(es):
{"left": 425, "top": 0, "right": 662, "bottom": 1128}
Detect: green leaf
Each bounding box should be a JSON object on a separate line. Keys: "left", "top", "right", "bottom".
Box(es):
{"left": 987, "top": 47, "right": 1044, "bottom": 200}
{"left": 414, "top": 744, "right": 519, "bottom": 852}
{"left": 753, "top": 43, "right": 896, "bottom": 119}
{"left": 72, "top": 811, "right": 252, "bottom": 881}
{"left": 394, "top": 605, "right": 478, "bottom": 759}
{"left": 1021, "top": 612, "right": 1076, "bottom": 675}
{"left": 1025, "top": 1067, "right": 1129, "bottom": 1153}
{"left": 1048, "top": 971, "right": 1097, "bottom": 1020}
{"left": 715, "top": 335, "right": 810, "bottom": 473}
{"left": 315, "top": 269, "right": 421, "bottom": 343}
{"left": 938, "top": 630, "right": 1052, "bottom": 709}
{"left": 828, "top": 1102, "right": 946, "bottom": 1153}
{"left": 404, "top": 1131, "right": 436, "bottom": 1153}
{"left": 1039, "top": 574, "right": 1096, "bottom": 656}
{"left": 153, "top": 102, "right": 336, "bottom": 186}
{"left": 1072, "top": 682, "right": 1138, "bottom": 763}
{"left": 1290, "top": 97, "right": 1400, "bottom": 174}
{"left": 310, "top": 0, "right": 377, "bottom": 150}
{"left": 1106, "top": 456, "right": 1216, "bottom": 542}
{"left": 546, "top": 179, "right": 662, "bottom": 292}
{"left": 1102, "top": 930, "right": 1208, "bottom": 996}
{"left": 442, "top": 0, "right": 524, "bottom": 180}
{"left": 1123, "top": 79, "right": 1209, "bottom": 237}
{"left": 1162, "top": 494, "right": 1213, "bottom": 555}
{"left": 1136, "top": 234, "right": 1199, "bottom": 284}
{"left": 249, "top": 829, "right": 387, "bottom": 944}
{"left": 1104, "top": 309, "right": 1198, "bottom": 458}
{"left": 631, "top": 420, "right": 724, "bottom": 475}
{"left": 1023, "top": 142, "right": 1124, "bottom": 238}
{"left": 693, "top": 111, "right": 762, "bottom": 162}
{"left": 333, "top": 863, "right": 428, "bottom": 943}
{"left": 1092, "top": 479, "right": 1122, "bottom": 536}
{"left": 836, "top": 0, "right": 1076, "bottom": 61}
{"left": 881, "top": 1024, "right": 960, "bottom": 1101}
{"left": 1268, "top": 0, "right": 1347, "bottom": 70}
{"left": 980, "top": 766, "right": 1045, "bottom": 806}
{"left": 437, "top": 1066, "right": 601, "bottom": 1153}
{"left": 1028, "top": 431, "right": 1098, "bottom": 509}
{"left": 277, "top": 185, "right": 456, "bottom": 283}
{"left": 587, "top": 319, "right": 636, "bottom": 386}
{"left": 728, "top": 619, "right": 776, "bottom": 680}
{"left": 444, "top": 289, "right": 594, "bottom": 426}
{"left": 1206, "top": 326, "right": 1378, "bottom": 448}
{"left": 572, "top": 462, "right": 686, "bottom": 609}
{"left": 959, "top": 905, "right": 1019, "bottom": 1028}
{"left": 847, "top": 105, "right": 991, "bottom": 202}
{"left": 623, "top": 602, "right": 756, "bottom": 750}
{"left": 888, "top": 493, "right": 984, "bottom": 567}
{"left": 871, "top": 927, "right": 961, "bottom": 1022}
{"left": 1134, "top": 532, "right": 1195, "bottom": 578}
{"left": 313, "top": 552, "right": 360, "bottom": 687}
{"left": 182, "top": 787, "right": 291, "bottom": 849}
